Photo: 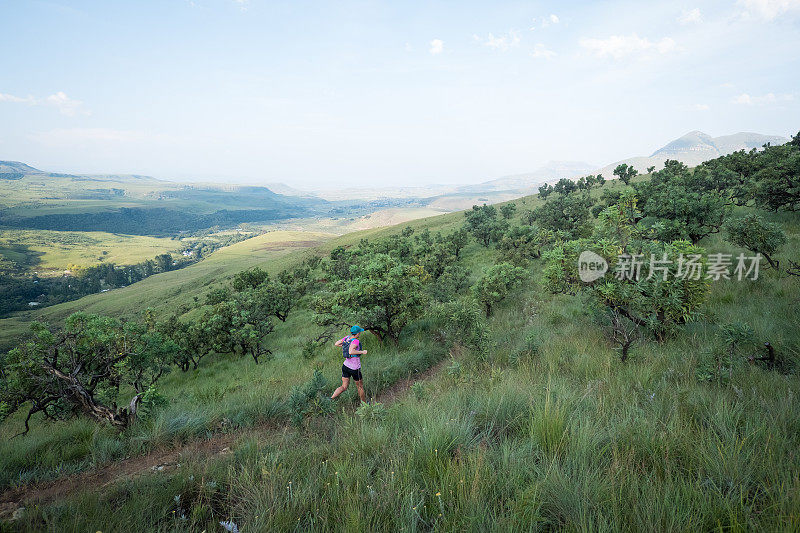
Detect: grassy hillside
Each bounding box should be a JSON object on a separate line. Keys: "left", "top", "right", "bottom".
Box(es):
{"left": 1, "top": 159, "right": 799, "bottom": 530}
{"left": 0, "top": 166, "right": 352, "bottom": 237}
{"left": 0, "top": 168, "right": 324, "bottom": 218}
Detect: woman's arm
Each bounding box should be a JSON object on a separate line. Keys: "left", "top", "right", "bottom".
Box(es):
{"left": 349, "top": 341, "right": 367, "bottom": 356}
{"left": 334, "top": 338, "right": 344, "bottom": 347}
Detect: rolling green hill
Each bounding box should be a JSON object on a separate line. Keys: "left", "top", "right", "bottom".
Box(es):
{"left": 0, "top": 162, "right": 427, "bottom": 236}
{"left": 1, "top": 144, "right": 799, "bottom": 531}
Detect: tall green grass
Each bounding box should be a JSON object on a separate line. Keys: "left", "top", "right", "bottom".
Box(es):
{"left": 3, "top": 205, "right": 800, "bottom": 531}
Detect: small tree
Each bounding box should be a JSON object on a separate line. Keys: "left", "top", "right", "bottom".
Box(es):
{"left": 232, "top": 267, "right": 270, "bottom": 291}
{"left": 601, "top": 307, "right": 640, "bottom": 362}
{"left": 497, "top": 224, "right": 553, "bottom": 265}
{"left": 1, "top": 313, "right": 175, "bottom": 434}
{"left": 260, "top": 280, "right": 295, "bottom": 322}
{"left": 429, "top": 264, "right": 470, "bottom": 302}
{"left": 421, "top": 240, "right": 457, "bottom": 280}
{"left": 230, "top": 289, "right": 276, "bottom": 363}
{"left": 724, "top": 215, "right": 787, "bottom": 268}
{"left": 464, "top": 204, "right": 508, "bottom": 247}
{"left": 522, "top": 209, "right": 537, "bottom": 226}
{"left": 500, "top": 202, "right": 517, "bottom": 220}
{"left": 613, "top": 163, "right": 638, "bottom": 185}
{"left": 440, "top": 228, "right": 469, "bottom": 260}
{"left": 152, "top": 313, "right": 212, "bottom": 372}
{"left": 635, "top": 160, "right": 732, "bottom": 243}
{"left": 750, "top": 140, "right": 800, "bottom": 211}
{"left": 472, "top": 262, "right": 527, "bottom": 317}
{"left": 155, "top": 253, "right": 173, "bottom": 273}
{"left": 553, "top": 178, "right": 579, "bottom": 196}
{"left": 314, "top": 253, "right": 428, "bottom": 344}
{"left": 532, "top": 194, "right": 594, "bottom": 239}
{"left": 578, "top": 174, "right": 605, "bottom": 191}
{"left": 543, "top": 194, "right": 711, "bottom": 341}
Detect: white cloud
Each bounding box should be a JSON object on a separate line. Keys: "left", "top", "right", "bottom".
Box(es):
{"left": 0, "top": 90, "right": 86, "bottom": 115}
{"left": 737, "top": 0, "right": 800, "bottom": 21}
{"left": 732, "top": 92, "right": 794, "bottom": 105}
{"left": 530, "top": 43, "right": 557, "bottom": 59}
{"left": 45, "top": 91, "right": 84, "bottom": 116}
{"left": 474, "top": 30, "right": 520, "bottom": 51}
{"left": 530, "top": 14, "right": 560, "bottom": 30}
{"left": 692, "top": 103, "right": 710, "bottom": 111}
{"left": 0, "top": 93, "right": 35, "bottom": 104}
{"left": 429, "top": 39, "right": 444, "bottom": 55}
{"left": 579, "top": 33, "right": 677, "bottom": 60}
{"left": 678, "top": 8, "right": 703, "bottom": 24}
{"left": 405, "top": 42, "right": 413, "bottom": 52}
{"left": 232, "top": 0, "right": 249, "bottom": 11}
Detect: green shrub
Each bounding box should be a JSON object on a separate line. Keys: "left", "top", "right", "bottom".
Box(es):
{"left": 136, "top": 386, "right": 168, "bottom": 422}
{"left": 356, "top": 401, "right": 387, "bottom": 422}
{"left": 447, "top": 360, "right": 463, "bottom": 379}
{"left": 511, "top": 329, "right": 542, "bottom": 366}
{"left": 411, "top": 381, "right": 428, "bottom": 401}
{"left": 724, "top": 215, "right": 787, "bottom": 268}
{"left": 287, "top": 370, "right": 335, "bottom": 426}
{"left": 430, "top": 299, "right": 487, "bottom": 351}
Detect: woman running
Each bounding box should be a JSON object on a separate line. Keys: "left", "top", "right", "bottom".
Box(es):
{"left": 331, "top": 325, "right": 368, "bottom": 402}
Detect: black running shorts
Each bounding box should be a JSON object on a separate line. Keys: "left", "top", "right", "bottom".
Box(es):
{"left": 342, "top": 364, "right": 362, "bottom": 381}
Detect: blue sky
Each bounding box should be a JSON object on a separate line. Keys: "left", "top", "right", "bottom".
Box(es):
{"left": 1, "top": 0, "right": 798, "bottom": 187}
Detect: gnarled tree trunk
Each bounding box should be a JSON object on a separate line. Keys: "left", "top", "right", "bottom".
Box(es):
{"left": 43, "top": 365, "right": 132, "bottom": 429}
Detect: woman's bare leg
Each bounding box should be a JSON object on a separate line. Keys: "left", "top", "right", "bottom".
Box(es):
{"left": 331, "top": 377, "right": 349, "bottom": 399}
{"left": 354, "top": 380, "right": 366, "bottom": 403}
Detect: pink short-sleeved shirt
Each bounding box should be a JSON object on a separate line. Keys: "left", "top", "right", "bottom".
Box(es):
{"left": 341, "top": 336, "right": 361, "bottom": 370}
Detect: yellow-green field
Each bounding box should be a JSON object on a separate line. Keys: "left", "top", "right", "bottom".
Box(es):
{"left": 0, "top": 229, "right": 179, "bottom": 273}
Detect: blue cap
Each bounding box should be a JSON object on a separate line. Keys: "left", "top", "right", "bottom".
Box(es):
{"left": 350, "top": 325, "right": 364, "bottom": 335}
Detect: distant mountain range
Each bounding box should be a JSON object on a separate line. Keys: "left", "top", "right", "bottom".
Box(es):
{"left": 455, "top": 161, "right": 596, "bottom": 194}
{"left": 0, "top": 160, "right": 42, "bottom": 180}
{"left": 596, "top": 130, "right": 788, "bottom": 177}
{"left": 297, "top": 160, "right": 597, "bottom": 202}
{"left": 1, "top": 130, "right": 789, "bottom": 217}
{"left": 275, "top": 130, "right": 789, "bottom": 202}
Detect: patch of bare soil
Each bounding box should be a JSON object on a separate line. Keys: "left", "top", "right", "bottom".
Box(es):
{"left": 0, "top": 431, "right": 243, "bottom": 519}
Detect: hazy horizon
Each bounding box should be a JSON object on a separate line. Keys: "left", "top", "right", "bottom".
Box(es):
{"left": 1, "top": 0, "right": 799, "bottom": 188}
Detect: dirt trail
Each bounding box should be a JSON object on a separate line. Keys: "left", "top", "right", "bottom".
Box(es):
{"left": 0, "top": 429, "right": 243, "bottom": 519}
{"left": 375, "top": 353, "right": 451, "bottom": 404}
{"left": 0, "top": 353, "right": 453, "bottom": 518}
